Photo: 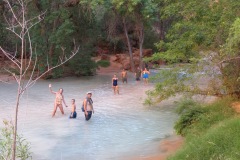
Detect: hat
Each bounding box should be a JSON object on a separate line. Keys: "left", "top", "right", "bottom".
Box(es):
{"left": 87, "top": 91, "right": 92, "bottom": 94}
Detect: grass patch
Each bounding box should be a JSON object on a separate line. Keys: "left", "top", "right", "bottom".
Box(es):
{"left": 169, "top": 97, "right": 239, "bottom": 160}
{"left": 169, "top": 118, "right": 240, "bottom": 160}
{"left": 97, "top": 60, "right": 110, "bottom": 68}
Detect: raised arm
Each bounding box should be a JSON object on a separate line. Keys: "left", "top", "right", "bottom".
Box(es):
{"left": 49, "top": 84, "right": 56, "bottom": 94}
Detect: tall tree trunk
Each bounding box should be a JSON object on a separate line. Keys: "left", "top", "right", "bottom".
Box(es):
{"left": 123, "top": 17, "right": 135, "bottom": 71}
{"left": 12, "top": 3, "right": 25, "bottom": 159}
{"left": 48, "top": 1, "right": 59, "bottom": 75}
{"left": 138, "top": 22, "right": 144, "bottom": 69}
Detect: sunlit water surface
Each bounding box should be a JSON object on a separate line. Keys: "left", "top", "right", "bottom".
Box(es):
{"left": 0, "top": 73, "right": 178, "bottom": 160}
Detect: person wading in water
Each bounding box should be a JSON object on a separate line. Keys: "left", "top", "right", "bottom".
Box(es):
{"left": 121, "top": 68, "right": 128, "bottom": 84}
{"left": 49, "top": 84, "right": 68, "bottom": 117}
{"left": 112, "top": 74, "right": 119, "bottom": 95}
{"left": 82, "top": 91, "right": 94, "bottom": 121}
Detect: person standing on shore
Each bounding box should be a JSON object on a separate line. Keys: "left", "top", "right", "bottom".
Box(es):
{"left": 112, "top": 74, "right": 119, "bottom": 94}
{"left": 121, "top": 68, "right": 128, "bottom": 84}
{"left": 135, "top": 67, "right": 142, "bottom": 83}
{"left": 142, "top": 68, "right": 150, "bottom": 85}
{"left": 69, "top": 99, "right": 77, "bottom": 119}
{"left": 49, "top": 84, "right": 68, "bottom": 117}
{"left": 83, "top": 92, "right": 94, "bottom": 121}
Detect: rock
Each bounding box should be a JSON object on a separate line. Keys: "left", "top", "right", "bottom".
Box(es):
{"left": 132, "top": 49, "right": 153, "bottom": 58}
{"left": 122, "top": 59, "right": 131, "bottom": 70}
{"left": 143, "top": 49, "right": 153, "bottom": 57}
{"left": 100, "top": 54, "right": 110, "bottom": 60}
{"left": 133, "top": 57, "right": 140, "bottom": 66}
{"left": 110, "top": 55, "right": 118, "bottom": 62}
{"left": 115, "top": 54, "right": 129, "bottom": 63}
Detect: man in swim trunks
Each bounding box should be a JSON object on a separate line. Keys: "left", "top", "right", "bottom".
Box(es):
{"left": 112, "top": 74, "right": 119, "bottom": 95}
{"left": 121, "top": 68, "right": 128, "bottom": 84}
{"left": 49, "top": 84, "right": 68, "bottom": 117}
{"left": 83, "top": 91, "right": 94, "bottom": 121}
{"left": 70, "top": 99, "right": 77, "bottom": 119}
{"left": 135, "top": 67, "right": 142, "bottom": 83}
{"left": 142, "top": 68, "right": 150, "bottom": 85}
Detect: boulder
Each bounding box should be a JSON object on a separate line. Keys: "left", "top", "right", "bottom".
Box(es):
{"left": 133, "top": 57, "right": 140, "bottom": 67}
{"left": 143, "top": 49, "right": 153, "bottom": 57}
{"left": 122, "top": 59, "right": 131, "bottom": 70}
{"left": 100, "top": 54, "right": 110, "bottom": 60}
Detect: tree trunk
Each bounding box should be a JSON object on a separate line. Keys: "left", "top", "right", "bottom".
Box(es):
{"left": 123, "top": 17, "right": 135, "bottom": 71}
{"left": 12, "top": 3, "right": 25, "bottom": 158}
{"left": 12, "top": 90, "right": 21, "bottom": 160}
{"left": 48, "top": 1, "right": 59, "bottom": 75}
{"left": 138, "top": 22, "right": 144, "bottom": 69}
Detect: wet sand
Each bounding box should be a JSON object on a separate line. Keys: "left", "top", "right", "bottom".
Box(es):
{"left": 125, "top": 136, "right": 183, "bottom": 160}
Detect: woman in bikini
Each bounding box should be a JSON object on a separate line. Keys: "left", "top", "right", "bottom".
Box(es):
{"left": 49, "top": 84, "right": 68, "bottom": 117}
{"left": 142, "top": 68, "right": 150, "bottom": 85}
{"left": 112, "top": 74, "right": 119, "bottom": 95}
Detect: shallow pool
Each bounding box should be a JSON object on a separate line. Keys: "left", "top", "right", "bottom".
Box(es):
{"left": 0, "top": 73, "right": 178, "bottom": 160}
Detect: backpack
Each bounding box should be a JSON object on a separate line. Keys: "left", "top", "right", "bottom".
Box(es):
{"left": 81, "top": 97, "right": 93, "bottom": 112}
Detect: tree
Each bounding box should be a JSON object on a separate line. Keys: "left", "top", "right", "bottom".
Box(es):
{"left": 145, "top": 0, "right": 240, "bottom": 103}
{"left": 0, "top": 1, "right": 79, "bottom": 159}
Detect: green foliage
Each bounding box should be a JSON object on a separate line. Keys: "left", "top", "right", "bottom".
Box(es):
{"left": 97, "top": 60, "right": 110, "bottom": 68}
{"left": 174, "top": 97, "right": 236, "bottom": 137}
{"left": 174, "top": 99, "right": 204, "bottom": 136}
{"left": 68, "top": 51, "right": 97, "bottom": 76}
{"left": 145, "top": 65, "right": 193, "bottom": 104}
{"left": 169, "top": 118, "right": 240, "bottom": 160}
{"left": 0, "top": 120, "right": 31, "bottom": 160}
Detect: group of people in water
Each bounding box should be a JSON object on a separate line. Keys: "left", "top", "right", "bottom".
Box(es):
{"left": 49, "top": 67, "right": 150, "bottom": 120}
{"left": 49, "top": 84, "right": 94, "bottom": 121}
{"left": 112, "top": 67, "right": 150, "bottom": 94}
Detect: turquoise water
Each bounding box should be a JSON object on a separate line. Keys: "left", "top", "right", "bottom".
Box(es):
{"left": 0, "top": 73, "right": 178, "bottom": 160}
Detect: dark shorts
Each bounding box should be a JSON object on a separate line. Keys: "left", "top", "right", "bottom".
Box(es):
{"left": 85, "top": 111, "right": 92, "bottom": 121}
{"left": 122, "top": 77, "right": 127, "bottom": 82}
{"left": 136, "top": 77, "right": 140, "bottom": 81}
{"left": 70, "top": 111, "right": 77, "bottom": 118}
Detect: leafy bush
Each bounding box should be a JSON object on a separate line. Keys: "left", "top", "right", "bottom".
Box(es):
{"left": 0, "top": 120, "right": 32, "bottom": 160}
{"left": 97, "top": 60, "right": 110, "bottom": 68}
{"left": 68, "top": 51, "right": 97, "bottom": 76}
{"left": 170, "top": 97, "right": 238, "bottom": 160}
{"left": 169, "top": 118, "right": 240, "bottom": 160}
{"left": 174, "top": 99, "right": 204, "bottom": 136}
{"left": 174, "top": 97, "right": 236, "bottom": 136}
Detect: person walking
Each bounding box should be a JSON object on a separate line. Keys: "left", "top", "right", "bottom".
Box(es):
{"left": 135, "top": 67, "right": 142, "bottom": 83}
{"left": 112, "top": 74, "right": 119, "bottom": 95}
{"left": 142, "top": 68, "right": 150, "bottom": 85}
{"left": 69, "top": 99, "right": 77, "bottom": 119}
{"left": 82, "top": 91, "right": 94, "bottom": 121}
{"left": 121, "top": 68, "right": 128, "bottom": 84}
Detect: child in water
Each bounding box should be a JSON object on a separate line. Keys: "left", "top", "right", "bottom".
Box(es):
{"left": 69, "top": 99, "right": 77, "bottom": 119}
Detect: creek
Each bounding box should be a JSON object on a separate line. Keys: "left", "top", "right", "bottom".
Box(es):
{"left": 0, "top": 73, "right": 178, "bottom": 160}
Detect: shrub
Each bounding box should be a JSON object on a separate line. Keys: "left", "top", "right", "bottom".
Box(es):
{"left": 97, "top": 60, "right": 110, "bottom": 68}
{"left": 68, "top": 51, "right": 97, "bottom": 76}
{"left": 0, "top": 120, "right": 32, "bottom": 160}
{"left": 169, "top": 118, "right": 240, "bottom": 160}
{"left": 174, "top": 99, "right": 204, "bottom": 136}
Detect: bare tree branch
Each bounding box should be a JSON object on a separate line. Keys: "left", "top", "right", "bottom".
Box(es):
{"left": 219, "top": 56, "right": 240, "bottom": 64}
{"left": 0, "top": 47, "right": 21, "bottom": 69}
{"left": 22, "top": 46, "right": 79, "bottom": 93}
{"left": 4, "top": 0, "right": 23, "bottom": 28}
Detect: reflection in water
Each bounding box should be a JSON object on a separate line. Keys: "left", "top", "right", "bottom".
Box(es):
{"left": 0, "top": 73, "right": 178, "bottom": 160}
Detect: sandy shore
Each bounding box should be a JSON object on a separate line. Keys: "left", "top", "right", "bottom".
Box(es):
{"left": 125, "top": 136, "right": 183, "bottom": 160}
